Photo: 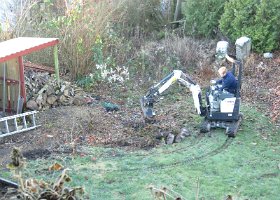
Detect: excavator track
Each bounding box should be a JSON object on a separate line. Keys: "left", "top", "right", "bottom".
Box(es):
{"left": 200, "top": 114, "right": 243, "bottom": 137}
{"left": 226, "top": 113, "right": 243, "bottom": 137}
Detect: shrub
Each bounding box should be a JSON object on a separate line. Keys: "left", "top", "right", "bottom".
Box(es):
{"left": 120, "top": 0, "right": 164, "bottom": 35}
{"left": 219, "top": 0, "right": 280, "bottom": 52}
{"left": 183, "top": 0, "right": 227, "bottom": 37}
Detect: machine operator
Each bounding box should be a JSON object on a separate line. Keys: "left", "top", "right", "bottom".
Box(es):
{"left": 215, "top": 66, "right": 237, "bottom": 94}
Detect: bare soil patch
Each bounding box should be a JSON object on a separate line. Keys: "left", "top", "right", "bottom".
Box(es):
{"left": 0, "top": 90, "right": 199, "bottom": 168}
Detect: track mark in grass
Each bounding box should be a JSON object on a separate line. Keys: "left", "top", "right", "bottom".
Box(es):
{"left": 83, "top": 136, "right": 233, "bottom": 173}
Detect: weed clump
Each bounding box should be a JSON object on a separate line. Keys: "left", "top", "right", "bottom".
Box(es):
{"left": 5, "top": 148, "right": 84, "bottom": 200}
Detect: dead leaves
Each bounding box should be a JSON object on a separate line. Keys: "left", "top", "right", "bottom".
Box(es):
{"left": 243, "top": 53, "right": 280, "bottom": 124}
{"left": 148, "top": 185, "right": 185, "bottom": 200}
{"left": 15, "top": 168, "right": 84, "bottom": 200}
{"left": 271, "top": 81, "right": 280, "bottom": 122}
{"left": 49, "top": 162, "right": 64, "bottom": 171}
{"left": 6, "top": 148, "right": 84, "bottom": 200}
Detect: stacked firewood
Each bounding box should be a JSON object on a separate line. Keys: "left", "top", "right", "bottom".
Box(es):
{"left": 25, "top": 69, "right": 90, "bottom": 111}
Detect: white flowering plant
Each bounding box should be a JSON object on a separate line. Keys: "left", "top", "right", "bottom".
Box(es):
{"left": 95, "top": 63, "right": 129, "bottom": 84}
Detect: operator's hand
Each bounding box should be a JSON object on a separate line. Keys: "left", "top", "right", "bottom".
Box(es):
{"left": 210, "top": 80, "right": 216, "bottom": 85}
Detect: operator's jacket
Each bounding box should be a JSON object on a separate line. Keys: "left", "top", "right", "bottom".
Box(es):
{"left": 216, "top": 72, "right": 237, "bottom": 94}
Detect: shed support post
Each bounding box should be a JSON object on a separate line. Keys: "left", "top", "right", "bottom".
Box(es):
{"left": 2, "top": 63, "right": 6, "bottom": 113}
{"left": 18, "top": 56, "right": 26, "bottom": 103}
{"left": 53, "top": 45, "right": 60, "bottom": 84}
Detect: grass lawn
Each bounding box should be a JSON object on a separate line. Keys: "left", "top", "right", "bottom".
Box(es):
{"left": 4, "top": 104, "right": 280, "bottom": 200}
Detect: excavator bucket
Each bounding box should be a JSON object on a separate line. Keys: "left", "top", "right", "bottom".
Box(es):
{"left": 140, "top": 97, "right": 154, "bottom": 119}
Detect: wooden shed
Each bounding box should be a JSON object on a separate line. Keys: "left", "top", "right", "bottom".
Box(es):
{"left": 0, "top": 37, "right": 60, "bottom": 114}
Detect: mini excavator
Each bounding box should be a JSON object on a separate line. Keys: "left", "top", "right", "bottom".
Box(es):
{"left": 140, "top": 37, "right": 251, "bottom": 137}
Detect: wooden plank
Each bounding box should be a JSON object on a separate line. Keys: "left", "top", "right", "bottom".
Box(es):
{"left": 24, "top": 61, "right": 55, "bottom": 73}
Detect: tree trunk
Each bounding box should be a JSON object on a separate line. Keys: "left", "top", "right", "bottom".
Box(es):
{"left": 161, "top": 0, "right": 172, "bottom": 21}
{"left": 174, "top": 0, "right": 182, "bottom": 22}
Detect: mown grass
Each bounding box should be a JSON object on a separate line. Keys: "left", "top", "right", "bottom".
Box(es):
{"left": 4, "top": 103, "right": 280, "bottom": 200}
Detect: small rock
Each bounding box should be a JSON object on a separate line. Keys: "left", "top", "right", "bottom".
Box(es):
{"left": 181, "top": 128, "right": 191, "bottom": 137}
{"left": 166, "top": 133, "right": 175, "bottom": 144}
{"left": 59, "top": 95, "right": 67, "bottom": 103}
{"left": 174, "top": 134, "right": 183, "bottom": 143}
{"left": 156, "top": 131, "right": 170, "bottom": 139}
{"left": 73, "top": 96, "right": 86, "bottom": 106}
{"left": 46, "top": 85, "right": 55, "bottom": 95}
{"left": 63, "top": 89, "right": 70, "bottom": 97}
{"left": 47, "top": 95, "right": 58, "bottom": 105}
{"left": 26, "top": 100, "right": 39, "bottom": 110}
{"left": 263, "top": 53, "right": 273, "bottom": 58}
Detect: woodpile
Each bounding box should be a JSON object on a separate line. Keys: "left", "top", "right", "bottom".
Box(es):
{"left": 25, "top": 69, "right": 90, "bottom": 111}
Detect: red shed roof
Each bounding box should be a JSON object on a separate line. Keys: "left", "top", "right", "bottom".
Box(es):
{"left": 0, "top": 37, "right": 59, "bottom": 63}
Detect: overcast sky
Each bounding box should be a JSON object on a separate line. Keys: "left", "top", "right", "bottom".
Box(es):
{"left": 0, "top": 0, "right": 17, "bottom": 31}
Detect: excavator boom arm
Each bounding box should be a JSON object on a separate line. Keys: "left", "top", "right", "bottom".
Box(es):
{"left": 140, "top": 70, "right": 204, "bottom": 119}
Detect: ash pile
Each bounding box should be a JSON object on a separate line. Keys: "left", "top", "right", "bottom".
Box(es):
{"left": 25, "top": 69, "right": 90, "bottom": 111}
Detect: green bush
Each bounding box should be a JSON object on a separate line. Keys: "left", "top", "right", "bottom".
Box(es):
{"left": 121, "top": 0, "right": 164, "bottom": 34}
{"left": 183, "top": 0, "right": 227, "bottom": 37}
{"left": 219, "top": 0, "right": 280, "bottom": 52}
